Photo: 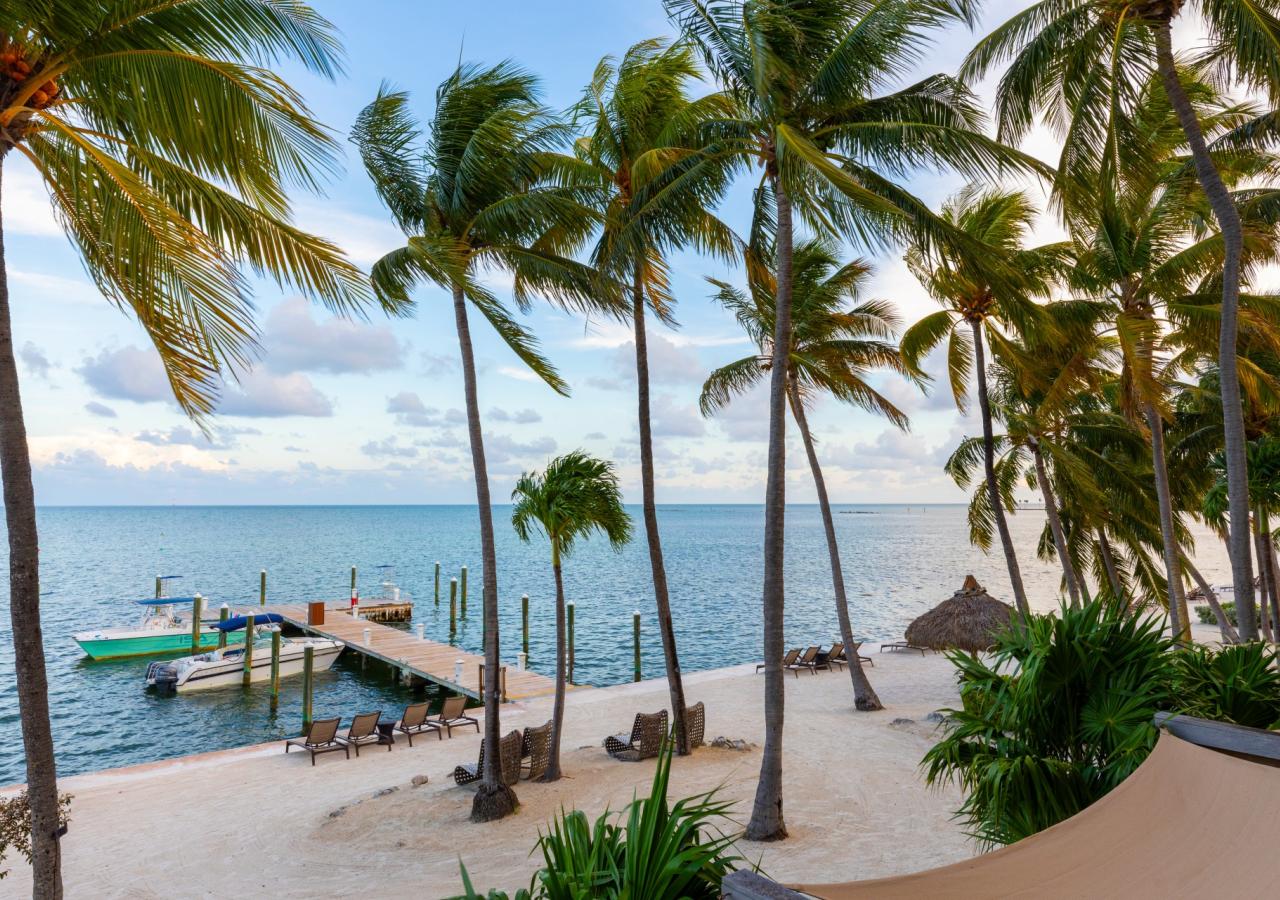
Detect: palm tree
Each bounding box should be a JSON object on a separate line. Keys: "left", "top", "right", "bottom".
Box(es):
{"left": 701, "top": 238, "right": 913, "bottom": 711}
{"left": 666, "top": 0, "right": 1037, "bottom": 840}
{"left": 963, "top": 0, "right": 1280, "bottom": 638}
{"left": 573, "top": 38, "right": 736, "bottom": 755}
{"left": 511, "top": 451, "right": 632, "bottom": 781}
{"left": 352, "top": 64, "right": 608, "bottom": 822}
{"left": 902, "top": 186, "right": 1066, "bottom": 618}
{"left": 0, "top": 3, "right": 373, "bottom": 892}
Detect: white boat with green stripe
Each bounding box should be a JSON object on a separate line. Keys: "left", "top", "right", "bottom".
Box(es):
{"left": 73, "top": 593, "right": 243, "bottom": 661}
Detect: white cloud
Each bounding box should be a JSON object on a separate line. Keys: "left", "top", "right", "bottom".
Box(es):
{"left": 361, "top": 436, "right": 418, "bottom": 459}
{"left": 292, "top": 202, "right": 408, "bottom": 267}
{"left": 262, "top": 297, "right": 403, "bottom": 375}
{"left": 77, "top": 346, "right": 170, "bottom": 403}
{"left": 497, "top": 366, "right": 542, "bottom": 383}
{"left": 218, "top": 370, "right": 333, "bottom": 418}
{"left": 488, "top": 406, "right": 542, "bottom": 424}
{"left": 1, "top": 166, "right": 61, "bottom": 236}
{"left": 650, "top": 393, "right": 705, "bottom": 438}
{"left": 83, "top": 401, "right": 117, "bottom": 419}
{"left": 20, "top": 342, "right": 53, "bottom": 379}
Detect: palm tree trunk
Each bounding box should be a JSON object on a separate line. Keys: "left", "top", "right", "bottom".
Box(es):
{"left": 0, "top": 159, "right": 63, "bottom": 898}
{"left": 746, "top": 176, "right": 792, "bottom": 842}
{"left": 1182, "top": 557, "right": 1239, "bottom": 643}
{"left": 1253, "top": 509, "right": 1275, "bottom": 642}
{"left": 632, "top": 267, "right": 689, "bottom": 755}
{"left": 970, "top": 319, "right": 1029, "bottom": 617}
{"left": 788, "top": 380, "right": 881, "bottom": 711}
{"left": 1031, "top": 441, "right": 1081, "bottom": 606}
{"left": 1154, "top": 21, "right": 1256, "bottom": 641}
{"left": 1097, "top": 528, "right": 1125, "bottom": 603}
{"left": 452, "top": 282, "right": 517, "bottom": 822}
{"left": 1143, "top": 400, "right": 1190, "bottom": 643}
{"left": 1265, "top": 514, "right": 1280, "bottom": 635}
{"left": 543, "top": 550, "right": 566, "bottom": 781}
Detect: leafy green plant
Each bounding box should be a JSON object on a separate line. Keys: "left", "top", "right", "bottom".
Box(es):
{"left": 1193, "top": 602, "right": 1261, "bottom": 627}
{"left": 923, "top": 600, "right": 1175, "bottom": 847}
{"left": 1172, "top": 643, "right": 1280, "bottom": 729}
{"left": 453, "top": 736, "right": 742, "bottom": 899}
{"left": 0, "top": 792, "right": 70, "bottom": 879}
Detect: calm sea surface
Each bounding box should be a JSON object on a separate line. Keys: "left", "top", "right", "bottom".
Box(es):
{"left": 0, "top": 504, "right": 1231, "bottom": 785}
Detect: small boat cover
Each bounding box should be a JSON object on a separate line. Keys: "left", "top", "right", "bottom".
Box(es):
{"left": 215, "top": 613, "right": 284, "bottom": 632}
{"left": 135, "top": 597, "right": 201, "bottom": 605}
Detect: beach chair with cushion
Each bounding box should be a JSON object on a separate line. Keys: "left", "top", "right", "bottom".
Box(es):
{"left": 432, "top": 694, "right": 480, "bottom": 737}
{"left": 682, "top": 701, "right": 705, "bottom": 750}
{"left": 521, "top": 720, "right": 553, "bottom": 781}
{"left": 284, "top": 716, "right": 348, "bottom": 765}
{"left": 757, "top": 648, "right": 800, "bottom": 674}
{"left": 452, "top": 730, "right": 524, "bottom": 787}
{"left": 338, "top": 710, "right": 386, "bottom": 757}
{"left": 788, "top": 646, "right": 827, "bottom": 675}
{"left": 394, "top": 701, "right": 440, "bottom": 746}
{"left": 604, "top": 710, "right": 668, "bottom": 761}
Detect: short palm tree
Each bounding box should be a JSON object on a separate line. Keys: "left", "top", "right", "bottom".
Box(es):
{"left": 902, "top": 186, "right": 1067, "bottom": 618}
{"left": 511, "top": 451, "right": 633, "bottom": 781}
{"left": 701, "top": 238, "right": 913, "bottom": 711}
{"left": 0, "top": 3, "right": 373, "bottom": 891}
{"left": 573, "top": 38, "right": 737, "bottom": 755}
{"left": 666, "top": 0, "right": 1038, "bottom": 840}
{"left": 352, "top": 63, "right": 609, "bottom": 822}
{"left": 963, "top": 0, "right": 1280, "bottom": 640}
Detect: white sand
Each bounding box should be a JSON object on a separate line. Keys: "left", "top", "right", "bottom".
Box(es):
{"left": 4, "top": 647, "right": 975, "bottom": 897}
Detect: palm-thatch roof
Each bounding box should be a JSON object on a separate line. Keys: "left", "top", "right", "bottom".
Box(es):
{"left": 904, "top": 575, "right": 1014, "bottom": 653}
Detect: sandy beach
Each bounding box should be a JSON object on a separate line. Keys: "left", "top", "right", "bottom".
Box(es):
{"left": 2, "top": 645, "right": 976, "bottom": 897}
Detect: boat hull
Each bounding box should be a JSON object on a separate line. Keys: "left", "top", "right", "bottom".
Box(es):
{"left": 75, "top": 629, "right": 244, "bottom": 661}
{"left": 173, "top": 643, "right": 342, "bottom": 692}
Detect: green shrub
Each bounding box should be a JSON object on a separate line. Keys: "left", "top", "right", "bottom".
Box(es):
{"left": 1172, "top": 643, "right": 1280, "bottom": 729}
{"left": 452, "top": 736, "right": 743, "bottom": 899}
{"left": 0, "top": 792, "right": 71, "bottom": 879}
{"left": 1193, "top": 601, "right": 1262, "bottom": 627}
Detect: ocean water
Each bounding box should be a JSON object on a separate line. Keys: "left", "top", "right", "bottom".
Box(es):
{"left": 0, "top": 504, "right": 1231, "bottom": 785}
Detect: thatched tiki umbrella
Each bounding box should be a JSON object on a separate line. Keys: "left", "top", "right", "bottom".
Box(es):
{"left": 905, "top": 575, "right": 1014, "bottom": 652}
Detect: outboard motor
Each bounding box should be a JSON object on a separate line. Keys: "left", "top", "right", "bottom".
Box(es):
{"left": 146, "top": 661, "right": 179, "bottom": 693}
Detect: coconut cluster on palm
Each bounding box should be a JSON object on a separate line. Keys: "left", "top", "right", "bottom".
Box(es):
{"left": 905, "top": 575, "right": 1015, "bottom": 653}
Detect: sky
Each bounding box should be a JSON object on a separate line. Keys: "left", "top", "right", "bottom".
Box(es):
{"left": 1, "top": 1, "right": 1208, "bottom": 505}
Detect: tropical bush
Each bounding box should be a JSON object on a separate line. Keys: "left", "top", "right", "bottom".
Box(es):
{"left": 925, "top": 600, "right": 1280, "bottom": 848}
{"left": 1193, "top": 602, "right": 1261, "bottom": 627}
{"left": 452, "top": 737, "right": 742, "bottom": 899}
{"left": 0, "top": 792, "right": 71, "bottom": 879}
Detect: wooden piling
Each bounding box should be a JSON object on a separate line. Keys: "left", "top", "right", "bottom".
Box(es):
{"left": 350, "top": 565, "right": 357, "bottom": 597}
{"left": 434, "top": 561, "right": 441, "bottom": 606}
{"left": 449, "top": 578, "right": 457, "bottom": 637}
{"left": 260, "top": 569, "right": 267, "bottom": 606}
{"left": 217, "top": 604, "right": 229, "bottom": 649}
{"left": 243, "top": 613, "right": 255, "bottom": 688}
{"left": 521, "top": 593, "right": 529, "bottom": 657}
{"left": 460, "top": 566, "right": 468, "bottom": 618}
{"left": 302, "top": 645, "right": 314, "bottom": 732}
{"left": 567, "top": 601, "right": 575, "bottom": 685}
{"left": 633, "top": 610, "right": 641, "bottom": 682}
{"left": 155, "top": 575, "right": 162, "bottom": 599}
{"left": 270, "top": 629, "right": 281, "bottom": 712}
{"left": 190, "top": 594, "right": 203, "bottom": 654}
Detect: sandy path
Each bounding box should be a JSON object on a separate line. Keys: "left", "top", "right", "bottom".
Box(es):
{"left": 3, "top": 647, "right": 974, "bottom": 898}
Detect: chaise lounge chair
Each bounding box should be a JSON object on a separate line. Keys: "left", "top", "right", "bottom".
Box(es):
{"left": 604, "top": 709, "right": 668, "bottom": 761}
{"left": 757, "top": 648, "right": 800, "bottom": 673}
{"left": 880, "top": 640, "right": 928, "bottom": 656}
{"left": 452, "top": 730, "right": 523, "bottom": 787}
{"left": 521, "top": 720, "right": 553, "bottom": 781}
{"left": 787, "top": 645, "right": 827, "bottom": 675}
{"left": 394, "top": 701, "right": 440, "bottom": 746}
{"left": 284, "top": 716, "right": 348, "bottom": 765}
{"left": 828, "top": 641, "right": 873, "bottom": 671}
{"left": 338, "top": 710, "right": 387, "bottom": 756}
{"left": 432, "top": 694, "right": 480, "bottom": 737}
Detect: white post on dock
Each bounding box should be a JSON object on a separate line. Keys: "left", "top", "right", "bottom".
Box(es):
{"left": 416, "top": 622, "right": 424, "bottom": 641}
{"left": 454, "top": 658, "right": 463, "bottom": 683}
{"left": 362, "top": 627, "right": 371, "bottom": 646}
{"left": 517, "top": 651, "right": 527, "bottom": 671}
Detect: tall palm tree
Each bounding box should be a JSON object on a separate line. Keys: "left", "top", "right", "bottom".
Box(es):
{"left": 352, "top": 64, "right": 608, "bottom": 822}
{"left": 701, "top": 238, "right": 913, "bottom": 711}
{"left": 0, "top": 3, "right": 373, "bottom": 892}
{"left": 666, "top": 0, "right": 1037, "bottom": 840}
{"left": 511, "top": 451, "right": 632, "bottom": 781}
{"left": 963, "top": 0, "right": 1280, "bottom": 638}
{"left": 902, "top": 186, "right": 1066, "bottom": 618}
{"left": 573, "top": 38, "right": 736, "bottom": 755}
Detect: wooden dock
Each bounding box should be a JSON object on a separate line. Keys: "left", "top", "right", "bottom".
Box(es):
{"left": 264, "top": 604, "right": 564, "bottom": 702}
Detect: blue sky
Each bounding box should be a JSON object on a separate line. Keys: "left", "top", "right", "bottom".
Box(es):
{"left": 1, "top": 1, "right": 1199, "bottom": 505}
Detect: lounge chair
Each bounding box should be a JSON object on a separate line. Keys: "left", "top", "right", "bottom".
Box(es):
{"left": 604, "top": 710, "right": 668, "bottom": 761}
{"left": 452, "top": 730, "right": 523, "bottom": 787}
{"left": 880, "top": 640, "right": 928, "bottom": 656}
{"left": 338, "top": 710, "right": 386, "bottom": 757}
{"left": 284, "top": 716, "right": 348, "bottom": 765}
{"left": 757, "top": 648, "right": 800, "bottom": 673}
{"left": 432, "top": 694, "right": 480, "bottom": 737}
{"left": 828, "top": 642, "right": 873, "bottom": 671}
{"left": 521, "top": 719, "right": 553, "bottom": 781}
{"left": 682, "top": 701, "right": 705, "bottom": 749}
{"left": 394, "top": 701, "right": 440, "bottom": 746}
{"left": 787, "top": 646, "right": 827, "bottom": 675}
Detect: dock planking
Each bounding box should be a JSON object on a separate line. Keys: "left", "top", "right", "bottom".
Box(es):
{"left": 264, "top": 604, "right": 569, "bottom": 701}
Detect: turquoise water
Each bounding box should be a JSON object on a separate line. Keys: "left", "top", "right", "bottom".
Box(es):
{"left": 0, "top": 504, "right": 1224, "bottom": 785}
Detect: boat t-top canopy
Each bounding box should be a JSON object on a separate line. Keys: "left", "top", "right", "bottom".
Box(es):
{"left": 215, "top": 613, "right": 284, "bottom": 632}
{"left": 135, "top": 596, "right": 201, "bottom": 605}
